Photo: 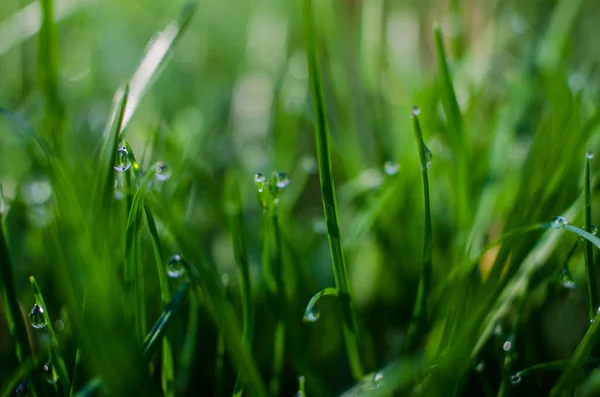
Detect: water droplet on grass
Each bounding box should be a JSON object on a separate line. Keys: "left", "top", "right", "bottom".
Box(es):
{"left": 384, "top": 161, "right": 399, "bottom": 175}
{"left": 475, "top": 361, "right": 485, "bottom": 373}
{"left": 113, "top": 147, "right": 131, "bottom": 172}
{"left": 410, "top": 105, "right": 421, "bottom": 118}
{"left": 587, "top": 151, "right": 594, "bottom": 159}
{"left": 423, "top": 146, "right": 433, "bottom": 170}
{"left": 22, "top": 178, "right": 52, "bottom": 205}
{"left": 502, "top": 341, "right": 512, "bottom": 351}
{"left": 155, "top": 163, "right": 171, "bottom": 182}
{"left": 551, "top": 216, "right": 569, "bottom": 229}
{"left": 166, "top": 255, "right": 185, "bottom": 278}
{"left": 254, "top": 173, "right": 267, "bottom": 192}
{"left": 305, "top": 306, "right": 320, "bottom": 322}
{"left": 560, "top": 269, "right": 575, "bottom": 289}
{"left": 43, "top": 361, "right": 57, "bottom": 384}
{"left": 28, "top": 304, "right": 46, "bottom": 329}
{"left": 509, "top": 374, "right": 522, "bottom": 385}
{"left": 274, "top": 172, "right": 290, "bottom": 189}
{"left": 15, "top": 380, "right": 28, "bottom": 397}
{"left": 592, "top": 225, "right": 598, "bottom": 235}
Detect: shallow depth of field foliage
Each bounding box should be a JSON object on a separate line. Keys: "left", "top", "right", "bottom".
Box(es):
{"left": 2, "top": 0, "right": 600, "bottom": 396}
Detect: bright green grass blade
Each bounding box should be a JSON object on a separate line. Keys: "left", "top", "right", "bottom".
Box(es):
{"left": 433, "top": 25, "right": 470, "bottom": 231}
{"left": 73, "top": 378, "right": 102, "bottom": 397}
{"left": 405, "top": 111, "right": 433, "bottom": 349}
{"left": 120, "top": 2, "right": 196, "bottom": 132}
{"left": 39, "top": 0, "right": 66, "bottom": 147}
{"left": 142, "top": 281, "right": 190, "bottom": 360}
{"left": 583, "top": 153, "right": 597, "bottom": 318}
{"left": 301, "top": 0, "right": 365, "bottom": 379}
{"left": 144, "top": 207, "right": 174, "bottom": 397}
{"left": 0, "top": 203, "right": 49, "bottom": 396}
{"left": 303, "top": 287, "right": 338, "bottom": 322}
{"left": 226, "top": 175, "right": 255, "bottom": 397}
{"left": 29, "top": 275, "right": 71, "bottom": 393}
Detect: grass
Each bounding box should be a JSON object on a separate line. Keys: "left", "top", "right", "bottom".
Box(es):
{"left": 2, "top": 0, "right": 600, "bottom": 396}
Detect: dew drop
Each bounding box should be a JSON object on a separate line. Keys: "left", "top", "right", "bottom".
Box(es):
{"left": 551, "top": 216, "right": 569, "bottom": 229}
{"left": 113, "top": 147, "right": 131, "bottom": 172}
{"left": 305, "top": 306, "right": 320, "bottom": 323}
{"left": 502, "top": 341, "right": 512, "bottom": 352}
{"left": 410, "top": 105, "right": 421, "bottom": 118}
{"left": 114, "top": 179, "right": 124, "bottom": 200}
{"left": 155, "top": 163, "right": 171, "bottom": 182}
{"left": 166, "top": 254, "right": 185, "bottom": 278}
{"left": 374, "top": 372, "right": 384, "bottom": 382}
{"left": 28, "top": 304, "right": 46, "bottom": 329}
{"left": 509, "top": 374, "right": 522, "bottom": 385}
{"left": 384, "top": 160, "right": 399, "bottom": 175}
{"left": 475, "top": 361, "right": 485, "bottom": 373}
{"left": 15, "top": 380, "right": 28, "bottom": 397}
{"left": 560, "top": 269, "right": 575, "bottom": 289}
{"left": 43, "top": 361, "right": 57, "bottom": 384}
{"left": 423, "top": 146, "right": 433, "bottom": 170}
{"left": 274, "top": 172, "right": 290, "bottom": 189}
{"left": 592, "top": 225, "right": 598, "bottom": 236}
{"left": 254, "top": 173, "right": 267, "bottom": 193}
{"left": 21, "top": 178, "right": 52, "bottom": 206}
{"left": 587, "top": 151, "right": 595, "bottom": 159}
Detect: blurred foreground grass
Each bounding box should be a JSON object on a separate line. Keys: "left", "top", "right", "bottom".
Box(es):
{"left": 2, "top": 0, "right": 600, "bottom": 395}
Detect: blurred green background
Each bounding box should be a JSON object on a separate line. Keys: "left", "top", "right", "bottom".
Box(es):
{"left": 2, "top": 0, "right": 600, "bottom": 395}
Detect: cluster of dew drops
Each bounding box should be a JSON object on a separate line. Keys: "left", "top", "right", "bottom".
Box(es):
{"left": 113, "top": 145, "right": 172, "bottom": 181}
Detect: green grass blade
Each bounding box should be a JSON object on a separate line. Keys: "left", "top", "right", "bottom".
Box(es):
{"left": 29, "top": 275, "right": 71, "bottom": 393}
{"left": 584, "top": 153, "right": 597, "bottom": 318}
{"left": 405, "top": 111, "right": 433, "bottom": 349}
{"left": 214, "top": 332, "right": 225, "bottom": 397}
{"left": 39, "top": 0, "right": 66, "bottom": 146}
{"left": 301, "top": 0, "right": 365, "bottom": 379}
{"left": 144, "top": 207, "right": 174, "bottom": 397}
{"left": 73, "top": 378, "right": 103, "bottom": 397}
{"left": 303, "top": 288, "right": 338, "bottom": 322}
{"left": 0, "top": 204, "right": 49, "bottom": 396}
{"left": 142, "top": 281, "right": 190, "bottom": 360}
{"left": 226, "top": 176, "right": 255, "bottom": 397}
{"left": 120, "top": 2, "right": 196, "bottom": 132}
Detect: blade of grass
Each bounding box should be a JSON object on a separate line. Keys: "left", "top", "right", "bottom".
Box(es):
{"left": 73, "top": 378, "right": 103, "bottom": 397}
{"left": 39, "top": 0, "right": 66, "bottom": 147}
{"left": 301, "top": 0, "right": 365, "bottom": 379}
{"left": 584, "top": 152, "right": 598, "bottom": 318}
{"left": 226, "top": 175, "right": 255, "bottom": 397}
{"left": 405, "top": 109, "right": 433, "bottom": 349}
{"left": 29, "top": 275, "right": 71, "bottom": 393}
{"left": 434, "top": 25, "right": 470, "bottom": 232}
{"left": 0, "top": 195, "right": 49, "bottom": 397}
{"left": 145, "top": 207, "right": 175, "bottom": 397}
{"left": 142, "top": 281, "right": 190, "bottom": 360}
{"left": 214, "top": 332, "right": 225, "bottom": 397}
{"left": 176, "top": 292, "right": 199, "bottom": 393}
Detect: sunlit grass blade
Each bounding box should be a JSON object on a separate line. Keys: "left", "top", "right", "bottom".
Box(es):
{"left": 226, "top": 175, "right": 255, "bottom": 397}
{"left": 434, "top": 25, "right": 470, "bottom": 231}
{"left": 583, "top": 152, "right": 597, "bottom": 318}
{"left": 405, "top": 110, "right": 433, "bottom": 349}
{"left": 29, "top": 275, "right": 71, "bottom": 393}
{"left": 0, "top": 202, "right": 49, "bottom": 396}
{"left": 39, "top": 0, "right": 66, "bottom": 146}
{"left": 142, "top": 281, "right": 190, "bottom": 360}
{"left": 120, "top": 2, "right": 196, "bottom": 132}
{"left": 301, "top": 0, "right": 365, "bottom": 379}
{"left": 144, "top": 207, "right": 174, "bottom": 397}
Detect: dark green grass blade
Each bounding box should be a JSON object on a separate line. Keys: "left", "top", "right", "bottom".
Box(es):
{"left": 144, "top": 207, "right": 174, "bottom": 397}
{"left": 39, "top": 0, "right": 65, "bottom": 146}
{"left": 405, "top": 112, "right": 433, "bottom": 349}
{"left": 142, "top": 281, "right": 190, "bottom": 360}
{"left": 584, "top": 153, "right": 597, "bottom": 318}
{"left": 301, "top": 0, "right": 365, "bottom": 379}
{"left": 434, "top": 25, "right": 470, "bottom": 231}
{"left": 214, "top": 332, "right": 225, "bottom": 397}
{"left": 226, "top": 176, "right": 255, "bottom": 397}
{"left": 29, "top": 275, "right": 71, "bottom": 393}
{"left": 0, "top": 206, "right": 49, "bottom": 396}
{"left": 73, "top": 378, "right": 103, "bottom": 397}
{"left": 176, "top": 294, "right": 199, "bottom": 393}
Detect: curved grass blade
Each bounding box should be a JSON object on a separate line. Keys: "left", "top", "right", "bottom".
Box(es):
{"left": 405, "top": 110, "right": 433, "bottom": 349}
{"left": 29, "top": 276, "right": 71, "bottom": 393}
{"left": 301, "top": 0, "right": 365, "bottom": 379}
{"left": 120, "top": 2, "right": 196, "bottom": 132}
{"left": 73, "top": 377, "right": 103, "bottom": 397}
{"left": 583, "top": 153, "right": 597, "bottom": 318}
{"left": 303, "top": 287, "right": 338, "bottom": 323}
{"left": 142, "top": 281, "right": 190, "bottom": 360}
{"left": 144, "top": 207, "right": 174, "bottom": 397}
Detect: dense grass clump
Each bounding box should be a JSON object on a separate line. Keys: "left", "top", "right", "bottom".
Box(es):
{"left": 2, "top": 0, "right": 600, "bottom": 396}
